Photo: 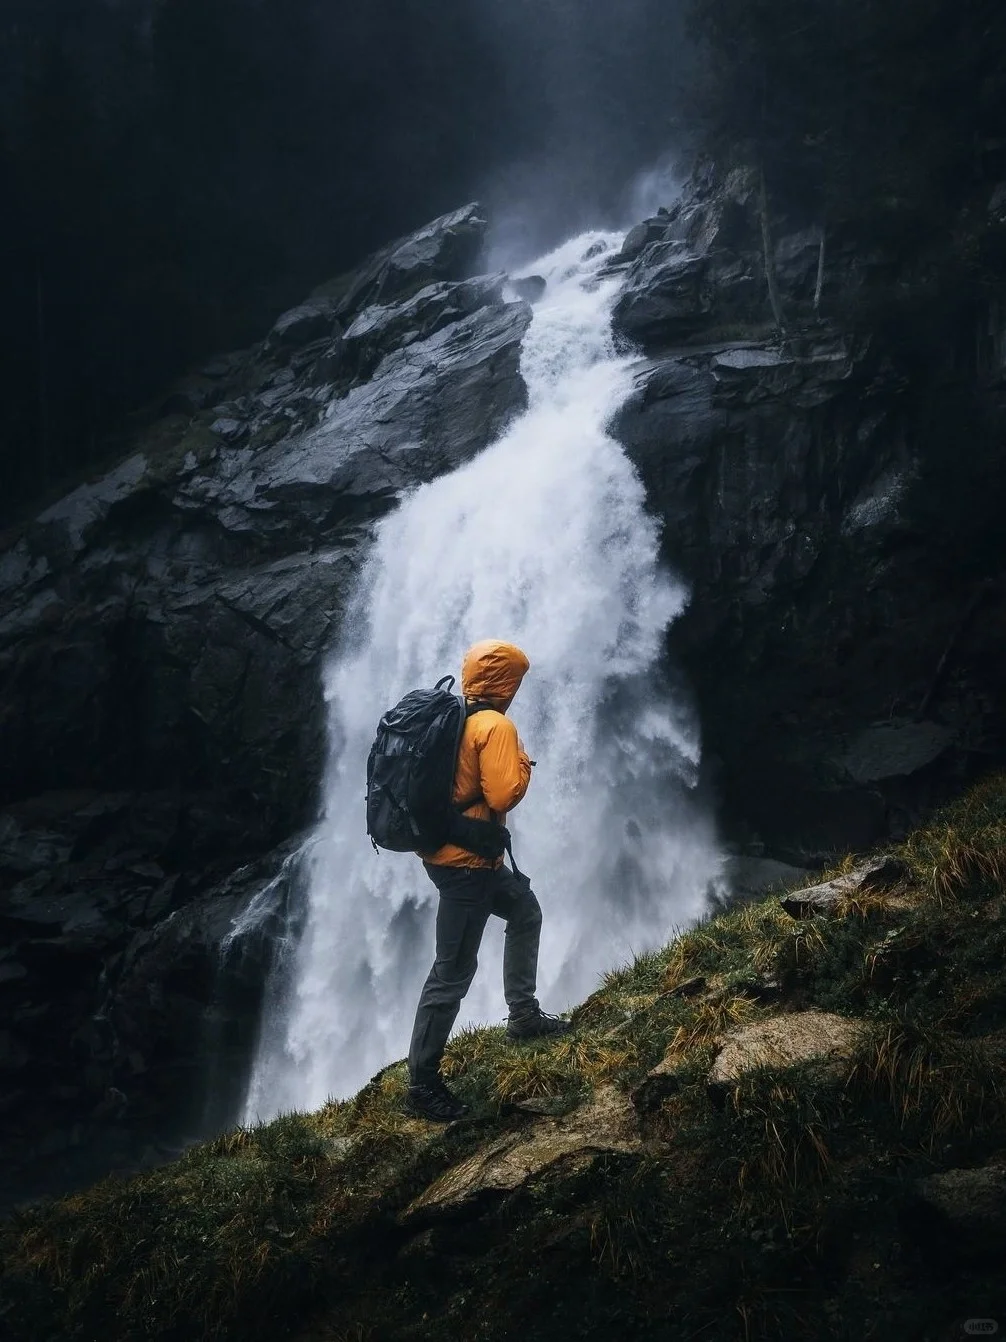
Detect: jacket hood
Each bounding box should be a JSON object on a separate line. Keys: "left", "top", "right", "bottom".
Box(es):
{"left": 461, "top": 640, "right": 530, "bottom": 707}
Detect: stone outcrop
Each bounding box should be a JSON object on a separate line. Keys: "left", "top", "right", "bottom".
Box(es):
{"left": 509, "top": 274, "right": 546, "bottom": 303}
{"left": 708, "top": 1011, "right": 869, "bottom": 1094}
{"left": 334, "top": 203, "right": 489, "bottom": 316}
{"left": 0, "top": 203, "right": 526, "bottom": 851}
{"left": 401, "top": 1085, "right": 640, "bottom": 1221}
{"left": 267, "top": 298, "right": 340, "bottom": 352}
{"left": 0, "top": 783, "right": 300, "bottom": 1207}
{"left": 779, "top": 855, "right": 909, "bottom": 918}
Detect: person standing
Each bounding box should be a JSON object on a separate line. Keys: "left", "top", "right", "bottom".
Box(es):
{"left": 404, "top": 639, "right": 571, "bottom": 1122}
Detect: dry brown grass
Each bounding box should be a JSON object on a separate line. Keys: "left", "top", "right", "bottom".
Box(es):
{"left": 847, "top": 1022, "right": 1006, "bottom": 1149}
{"left": 663, "top": 994, "right": 762, "bottom": 1063}
{"left": 553, "top": 1034, "right": 640, "bottom": 1085}
{"left": 8, "top": 775, "right": 1006, "bottom": 1342}
{"left": 837, "top": 886, "right": 919, "bottom": 919}
{"left": 733, "top": 1078, "right": 834, "bottom": 1205}
{"left": 492, "top": 1051, "right": 571, "bottom": 1104}
{"left": 344, "top": 1064, "right": 417, "bottom": 1138}
{"left": 440, "top": 1025, "right": 507, "bottom": 1080}
{"left": 569, "top": 989, "right": 626, "bottom": 1032}
{"left": 902, "top": 772, "right": 1006, "bottom": 902}
{"left": 661, "top": 923, "right": 733, "bottom": 988}
{"left": 662, "top": 899, "right": 830, "bottom": 998}
{"left": 488, "top": 1032, "right": 640, "bottom": 1105}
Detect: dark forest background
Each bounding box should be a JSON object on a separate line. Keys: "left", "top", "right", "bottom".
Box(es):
{"left": 2, "top": 0, "right": 1005, "bottom": 524}
{"left": 0, "top": 0, "right": 689, "bottom": 521}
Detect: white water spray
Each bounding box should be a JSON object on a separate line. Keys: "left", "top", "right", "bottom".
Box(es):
{"left": 243, "top": 233, "right": 722, "bottom": 1122}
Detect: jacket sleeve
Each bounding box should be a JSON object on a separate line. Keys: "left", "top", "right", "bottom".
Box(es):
{"left": 479, "top": 716, "right": 533, "bottom": 814}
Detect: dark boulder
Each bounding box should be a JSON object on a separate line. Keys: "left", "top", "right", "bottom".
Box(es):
{"left": 160, "top": 375, "right": 217, "bottom": 417}
{"left": 619, "top": 218, "right": 668, "bottom": 263}
{"left": 342, "top": 273, "right": 508, "bottom": 378}
{"left": 210, "top": 416, "right": 247, "bottom": 442}
{"left": 337, "top": 202, "right": 489, "bottom": 320}
{"left": 267, "top": 297, "right": 339, "bottom": 351}
{"left": 612, "top": 243, "right": 764, "bottom": 349}
{"left": 617, "top": 149, "right": 1006, "bottom": 838}
{"left": 612, "top": 292, "right": 1004, "bottom": 861}
{"left": 610, "top": 165, "right": 829, "bottom": 352}
{"left": 0, "top": 822, "right": 299, "bottom": 1209}
{"left": 510, "top": 274, "right": 547, "bottom": 303}
{"left": 613, "top": 247, "right": 709, "bottom": 345}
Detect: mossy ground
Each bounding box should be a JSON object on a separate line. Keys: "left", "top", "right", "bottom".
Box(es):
{"left": 4, "top": 777, "right": 1006, "bottom": 1340}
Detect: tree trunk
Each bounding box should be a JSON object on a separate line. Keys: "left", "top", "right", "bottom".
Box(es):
{"left": 814, "top": 225, "right": 826, "bottom": 312}
{"left": 758, "top": 168, "right": 787, "bottom": 334}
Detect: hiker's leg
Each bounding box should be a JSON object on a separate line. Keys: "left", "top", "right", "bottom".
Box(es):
{"left": 408, "top": 867, "right": 492, "bottom": 1085}
{"left": 488, "top": 865, "right": 542, "bottom": 1014}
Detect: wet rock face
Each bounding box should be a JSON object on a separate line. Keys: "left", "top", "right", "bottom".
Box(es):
{"left": 607, "top": 164, "right": 1006, "bottom": 865}
{"left": 0, "top": 202, "right": 528, "bottom": 841}
{"left": 335, "top": 203, "right": 489, "bottom": 316}
{"left": 267, "top": 298, "right": 340, "bottom": 353}
{"left": 0, "top": 787, "right": 298, "bottom": 1208}
{"left": 0, "top": 202, "right": 530, "bottom": 1204}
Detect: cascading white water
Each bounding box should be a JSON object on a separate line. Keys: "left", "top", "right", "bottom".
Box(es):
{"left": 242, "top": 232, "right": 722, "bottom": 1122}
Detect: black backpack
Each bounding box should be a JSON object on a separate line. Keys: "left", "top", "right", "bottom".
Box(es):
{"left": 366, "top": 675, "right": 515, "bottom": 865}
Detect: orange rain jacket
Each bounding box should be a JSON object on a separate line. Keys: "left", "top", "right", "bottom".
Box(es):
{"left": 421, "top": 639, "right": 533, "bottom": 869}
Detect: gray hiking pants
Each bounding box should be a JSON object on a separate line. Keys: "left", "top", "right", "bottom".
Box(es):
{"left": 407, "top": 862, "right": 542, "bottom": 1085}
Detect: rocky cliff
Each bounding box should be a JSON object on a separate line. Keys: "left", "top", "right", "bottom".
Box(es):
{"left": 610, "top": 163, "right": 1006, "bottom": 864}
{"left": 1, "top": 168, "right": 1005, "bottom": 1207}
{"left": 0, "top": 203, "right": 531, "bottom": 1202}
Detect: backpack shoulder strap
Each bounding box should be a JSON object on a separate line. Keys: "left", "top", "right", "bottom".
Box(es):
{"left": 465, "top": 700, "right": 497, "bottom": 718}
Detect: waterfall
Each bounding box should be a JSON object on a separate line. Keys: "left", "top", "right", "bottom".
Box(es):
{"left": 242, "top": 231, "right": 722, "bottom": 1123}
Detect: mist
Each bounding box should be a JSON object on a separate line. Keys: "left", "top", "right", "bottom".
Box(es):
{"left": 0, "top": 0, "right": 693, "bottom": 518}
{"left": 474, "top": 0, "right": 694, "bottom": 264}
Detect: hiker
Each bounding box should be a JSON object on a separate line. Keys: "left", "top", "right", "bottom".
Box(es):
{"left": 404, "top": 638, "right": 572, "bottom": 1122}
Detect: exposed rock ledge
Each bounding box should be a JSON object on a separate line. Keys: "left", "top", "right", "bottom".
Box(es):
{"left": 708, "top": 1011, "right": 869, "bottom": 1092}
{"left": 402, "top": 1085, "right": 640, "bottom": 1221}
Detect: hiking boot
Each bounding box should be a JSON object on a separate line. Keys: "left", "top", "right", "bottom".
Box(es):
{"left": 506, "top": 1006, "right": 573, "bottom": 1042}
{"left": 403, "top": 1078, "right": 469, "bottom": 1123}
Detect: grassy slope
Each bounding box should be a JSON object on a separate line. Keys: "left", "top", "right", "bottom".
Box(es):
{"left": 3, "top": 778, "right": 1006, "bottom": 1341}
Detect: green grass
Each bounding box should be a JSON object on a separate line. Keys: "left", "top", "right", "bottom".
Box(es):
{"left": 5, "top": 775, "right": 1006, "bottom": 1341}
